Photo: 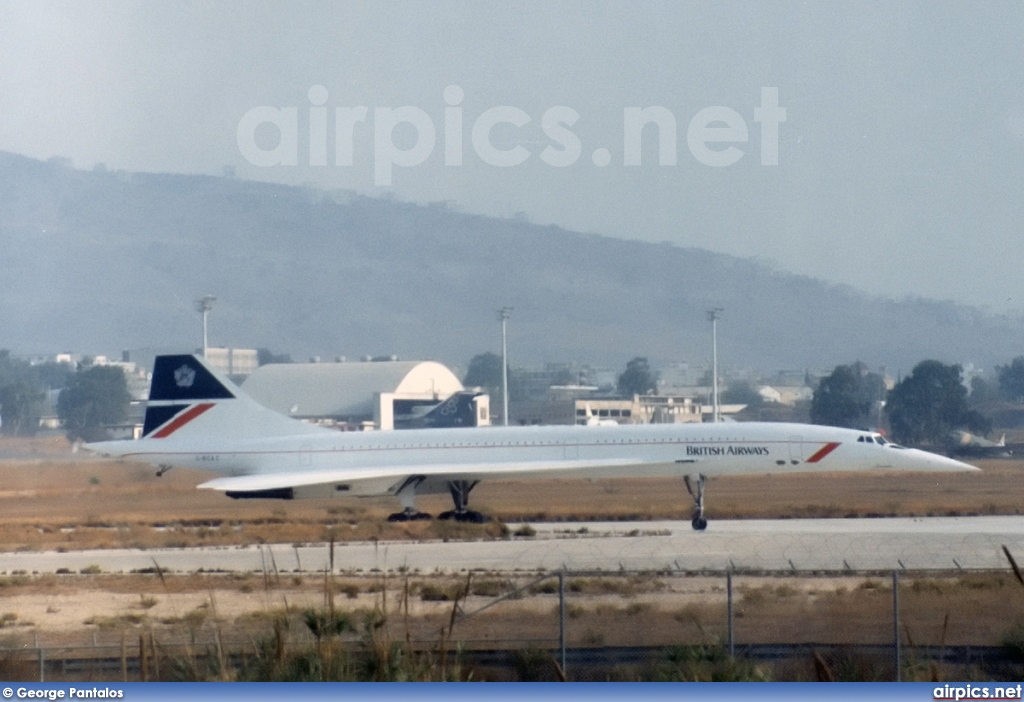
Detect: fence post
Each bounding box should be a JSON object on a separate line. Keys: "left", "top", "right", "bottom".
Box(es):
{"left": 892, "top": 570, "right": 900, "bottom": 682}
{"left": 38, "top": 646, "right": 44, "bottom": 683}
{"left": 727, "top": 570, "right": 734, "bottom": 658}
{"left": 139, "top": 634, "right": 148, "bottom": 682}
{"left": 559, "top": 569, "right": 567, "bottom": 676}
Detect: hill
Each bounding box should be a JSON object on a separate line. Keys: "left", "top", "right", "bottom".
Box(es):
{"left": 1, "top": 151, "right": 1021, "bottom": 373}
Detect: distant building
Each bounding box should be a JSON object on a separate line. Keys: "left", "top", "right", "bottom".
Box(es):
{"left": 511, "top": 386, "right": 713, "bottom": 426}
{"left": 514, "top": 363, "right": 616, "bottom": 400}
{"left": 639, "top": 395, "right": 705, "bottom": 424}
{"left": 657, "top": 362, "right": 709, "bottom": 392}
{"left": 204, "top": 347, "right": 259, "bottom": 379}
{"left": 757, "top": 385, "right": 814, "bottom": 406}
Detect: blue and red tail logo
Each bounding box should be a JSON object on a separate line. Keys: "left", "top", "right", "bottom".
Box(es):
{"left": 142, "top": 355, "right": 233, "bottom": 437}
{"left": 142, "top": 402, "right": 216, "bottom": 438}
{"left": 150, "top": 355, "right": 234, "bottom": 402}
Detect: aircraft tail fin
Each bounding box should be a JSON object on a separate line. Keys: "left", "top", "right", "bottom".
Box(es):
{"left": 424, "top": 391, "right": 480, "bottom": 427}
{"left": 584, "top": 402, "right": 618, "bottom": 426}
{"left": 141, "top": 354, "right": 327, "bottom": 440}
{"left": 396, "top": 391, "right": 483, "bottom": 429}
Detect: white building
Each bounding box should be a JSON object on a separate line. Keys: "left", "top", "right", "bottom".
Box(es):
{"left": 758, "top": 385, "right": 814, "bottom": 406}
{"left": 242, "top": 359, "right": 486, "bottom": 430}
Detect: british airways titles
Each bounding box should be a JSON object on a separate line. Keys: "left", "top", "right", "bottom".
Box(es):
{"left": 686, "top": 445, "right": 771, "bottom": 457}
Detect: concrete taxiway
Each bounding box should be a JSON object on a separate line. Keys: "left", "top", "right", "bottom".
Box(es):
{"left": 2, "top": 516, "right": 1023, "bottom": 575}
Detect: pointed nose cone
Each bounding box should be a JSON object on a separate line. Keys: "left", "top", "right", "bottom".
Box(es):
{"left": 907, "top": 448, "right": 979, "bottom": 472}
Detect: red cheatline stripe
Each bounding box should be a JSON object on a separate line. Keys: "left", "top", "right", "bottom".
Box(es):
{"left": 152, "top": 402, "right": 215, "bottom": 438}
{"left": 805, "top": 441, "right": 841, "bottom": 463}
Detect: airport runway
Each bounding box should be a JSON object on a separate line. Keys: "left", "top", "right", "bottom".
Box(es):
{"left": 2, "top": 516, "right": 1024, "bottom": 575}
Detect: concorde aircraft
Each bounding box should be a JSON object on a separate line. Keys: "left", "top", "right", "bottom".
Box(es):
{"left": 85, "top": 354, "right": 977, "bottom": 531}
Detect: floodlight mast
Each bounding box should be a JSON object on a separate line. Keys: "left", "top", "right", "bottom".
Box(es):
{"left": 707, "top": 308, "right": 723, "bottom": 423}
{"left": 497, "top": 307, "right": 512, "bottom": 427}
{"left": 196, "top": 295, "right": 216, "bottom": 358}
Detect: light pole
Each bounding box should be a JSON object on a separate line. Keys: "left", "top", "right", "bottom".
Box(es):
{"left": 196, "top": 295, "right": 216, "bottom": 358}
{"left": 497, "top": 307, "right": 512, "bottom": 427}
{"left": 707, "top": 308, "right": 723, "bottom": 423}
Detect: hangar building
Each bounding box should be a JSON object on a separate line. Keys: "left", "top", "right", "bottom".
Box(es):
{"left": 241, "top": 360, "right": 489, "bottom": 430}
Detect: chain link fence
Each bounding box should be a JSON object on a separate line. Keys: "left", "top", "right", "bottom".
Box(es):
{"left": 0, "top": 567, "right": 1023, "bottom": 681}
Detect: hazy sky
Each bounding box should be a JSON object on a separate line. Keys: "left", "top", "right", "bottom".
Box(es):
{"left": 2, "top": 1, "right": 1022, "bottom": 311}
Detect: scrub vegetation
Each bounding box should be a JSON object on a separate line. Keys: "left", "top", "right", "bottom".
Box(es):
{"left": 0, "top": 570, "right": 1021, "bottom": 681}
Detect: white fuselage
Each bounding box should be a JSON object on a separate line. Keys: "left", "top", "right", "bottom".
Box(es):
{"left": 97, "top": 421, "right": 973, "bottom": 498}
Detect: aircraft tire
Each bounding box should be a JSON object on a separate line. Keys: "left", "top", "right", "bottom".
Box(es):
{"left": 439, "top": 510, "right": 487, "bottom": 523}
{"left": 387, "top": 511, "right": 431, "bottom": 522}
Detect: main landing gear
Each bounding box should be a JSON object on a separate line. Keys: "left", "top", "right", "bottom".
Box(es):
{"left": 438, "top": 480, "right": 487, "bottom": 523}
{"left": 385, "top": 479, "right": 488, "bottom": 524}
{"left": 684, "top": 473, "right": 708, "bottom": 531}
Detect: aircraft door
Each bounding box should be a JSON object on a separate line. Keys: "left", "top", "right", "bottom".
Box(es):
{"left": 788, "top": 435, "right": 803, "bottom": 465}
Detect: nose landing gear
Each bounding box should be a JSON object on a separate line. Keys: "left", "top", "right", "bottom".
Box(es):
{"left": 684, "top": 473, "right": 708, "bottom": 531}
{"left": 386, "top": 476, "right": 433, "bottom": 522}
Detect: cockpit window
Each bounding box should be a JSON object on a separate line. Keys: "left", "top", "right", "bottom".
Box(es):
{"left": 858, "top": 434, "right": 890, "bottom": 445}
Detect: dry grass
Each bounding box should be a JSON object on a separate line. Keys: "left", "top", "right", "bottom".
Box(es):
{"left": 0, "top": 570, "right": 1020, "bottom": 653}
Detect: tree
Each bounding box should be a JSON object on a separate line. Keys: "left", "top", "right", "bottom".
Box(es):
{"left": 997, "top": 356, "right": 1024, "bottom": 403}
{"left": 721, "top": 380, "right": 763, "bottom": 408}
{"left": 0, "top": 350, "right": 48, "bottom": 436}
{"left": 57, "top": 365, "right": 131, "bottom": 442}
{"left": 462, "top": 353, "right": 525, "bottom": 421}
{"left": 257, "top": 348, "right": 292, "bottom": 365}
{"left": 886, "top": 360, "right": 991, "bottom": 446}
{"left": 617, "top": 357, "right": 657, "bottom": 397}
{"left": 463, "top": 352, "right": 504, "bottom": 389}
{"left": 0, "top": 381, "right": 43, "bottom": 436}
{"left": 810, "top": 362, "right": 886, "bottom": 429}
{"left": 35, "top": 361, "right": 74, "bottom": 391}
{"left": 969, "top": 375, "right": 999, "bottom": 407}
